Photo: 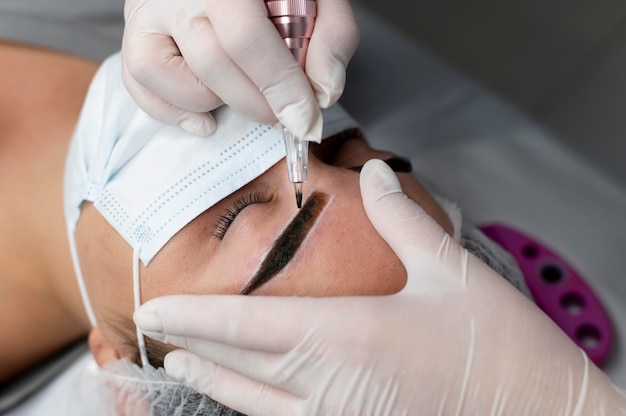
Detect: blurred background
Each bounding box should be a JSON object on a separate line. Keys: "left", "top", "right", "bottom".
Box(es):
{"left": 354, "top": 0, "right": 626, "bottom": 186}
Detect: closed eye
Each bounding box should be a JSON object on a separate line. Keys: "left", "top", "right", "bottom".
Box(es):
{"left": 212, "top": 190, "right": 273, "bottom": 240}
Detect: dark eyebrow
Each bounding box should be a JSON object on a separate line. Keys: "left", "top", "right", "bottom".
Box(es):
{"left": 240, "top": 191, "right": 329, "bottom": 295}
{"left": 348, "top": 156, "right": 413, "bottom": 173}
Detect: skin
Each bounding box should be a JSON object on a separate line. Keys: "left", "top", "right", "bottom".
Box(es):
{"left": 0, "top": 41, "right": 95, "bottom": 383}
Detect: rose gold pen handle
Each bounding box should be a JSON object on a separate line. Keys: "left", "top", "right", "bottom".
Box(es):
{"left": 265, "top": 0, "right": 317, "bottom": 208}
{"left": 265, "top": 0, "right": 317, "bottom": 69}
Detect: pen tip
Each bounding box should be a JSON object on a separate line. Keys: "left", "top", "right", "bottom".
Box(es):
{"left": 294, "top": 183, "right": 303, "bottom": 209}
{"left": 296, "top": 192, "right": 302, "bottom": 209}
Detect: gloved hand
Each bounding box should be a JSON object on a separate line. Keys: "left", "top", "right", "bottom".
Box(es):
{"left": 134, "top": 159, "right": 625, "bottom": 415}
{"left": 121, "top": 0, "right": 359, "bottom": 139}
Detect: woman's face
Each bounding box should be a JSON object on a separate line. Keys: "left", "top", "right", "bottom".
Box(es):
{"left": 76, "top": 137, "right": 453, "bottom": 357}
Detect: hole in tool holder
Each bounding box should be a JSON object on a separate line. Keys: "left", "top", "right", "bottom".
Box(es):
{"left": 576, "top": 325, "right": 601, "bottom": 349}
{"left": 478, "top": 223, "right": 613, "bottom": 367}
{"left": 541, "top": 264, "right": 563, "bottom": 284}
{"left": 521, "top": 244, "right": 539, "bottom": 259}
{"left": 561, "top": 292, "right": 585, "bottom": 315}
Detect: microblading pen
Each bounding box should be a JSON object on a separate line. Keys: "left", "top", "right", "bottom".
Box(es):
{"left": 265, "top": 0, "right": 316, "bottom": 208}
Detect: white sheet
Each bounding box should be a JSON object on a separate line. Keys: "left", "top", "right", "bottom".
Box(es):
{"left": 7, "top": 352, "right": 100, "bottom": 415}
{"left": 8, "top": 2, "right": 626, "bottom": 414}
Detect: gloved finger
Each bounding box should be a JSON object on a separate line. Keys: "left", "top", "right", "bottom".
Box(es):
{"left": 159, "top": 337, "right": 310, "bottom": 397}
{"left": 135, "top": 294, "right": 320, "bottom": 352}
{"left": 360, "top": 159, "right": 450, "bottom": 260}
{"left": 122, "top": 26, "right": 221, "bottom": 113}
{"left": 121, "top": 62, "right": 218, "bottom": 136}
{"left": 306, "top": 0, "right": 360, "bottom": 108}
{"left": 173, "top": 15, "right": 277, "bottom": 126}
{"left": 360, "top": 159, "right": 467, "bottom": 291}
{"left": 164, "top": 349, "right": 301, "bottom": 416}
{"left": 204, "top": 0, "right": 323, "bottom": 142}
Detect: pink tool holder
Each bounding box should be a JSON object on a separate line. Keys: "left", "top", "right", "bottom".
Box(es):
{"left": 479, "top": 223, "right": 613, "bottom": 367}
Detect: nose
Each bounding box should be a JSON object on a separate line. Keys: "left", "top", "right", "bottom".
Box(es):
{"left": 283, "top": 153, "right": 361, "bottom": 207}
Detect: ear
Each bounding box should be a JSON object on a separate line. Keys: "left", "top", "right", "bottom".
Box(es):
{"left": 88, "top": 327, "right": 122, "bottom": 367}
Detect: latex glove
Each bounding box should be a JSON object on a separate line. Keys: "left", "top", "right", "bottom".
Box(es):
{"left": 121, "top": 0, "right": 359, "bottom": 139}
{"left": 134, "top": 160, "right": 626, "bottom": 415}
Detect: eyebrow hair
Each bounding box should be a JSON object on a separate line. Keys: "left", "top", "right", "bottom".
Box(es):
{"left": 348, "top": 156, "right": 413, "bottom": 173}
{"left": 240, "top": 191, "right": 329, "bottom": 295}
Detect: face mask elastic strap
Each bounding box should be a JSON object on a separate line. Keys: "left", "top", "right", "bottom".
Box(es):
{"left": 68, "top": 225, "right": 97, "bottom": 326}
{"left": 133, "top": 247, "right": 149, "bottom": 368}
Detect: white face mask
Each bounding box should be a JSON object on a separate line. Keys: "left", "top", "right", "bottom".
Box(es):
{"left": 63, "top": 52, "right": 358, "bottom": 363}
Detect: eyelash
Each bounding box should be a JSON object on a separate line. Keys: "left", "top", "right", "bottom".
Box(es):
{"left": 212, "top": 191, "right": 271, "bottom": 240}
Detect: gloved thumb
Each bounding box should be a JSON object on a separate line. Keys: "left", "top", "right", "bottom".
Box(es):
{"left": 360, "top": 159, "right": 467, "bottom": 292}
